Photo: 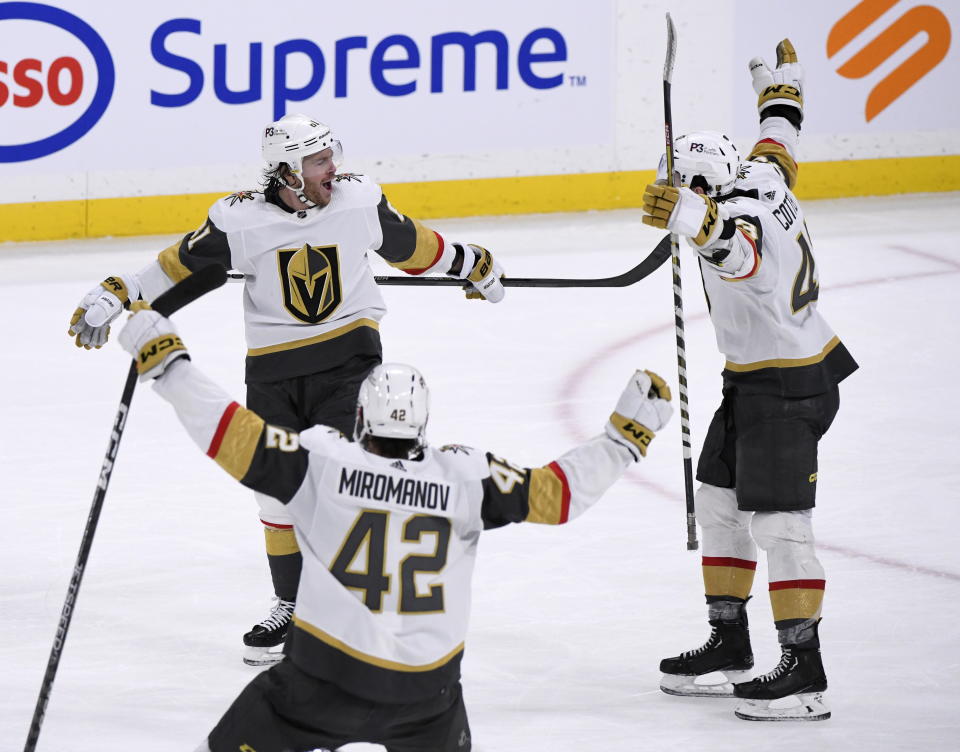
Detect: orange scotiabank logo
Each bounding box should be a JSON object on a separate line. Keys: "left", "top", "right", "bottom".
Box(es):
{"left": 827, "top": 0, "right": 951, "bottom": 121}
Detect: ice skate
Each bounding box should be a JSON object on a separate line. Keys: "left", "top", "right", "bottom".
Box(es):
{"left": 733, "top": 642, "right": 829, "bottom": 721}
{"left": 242, "top": 597, "right": 295, "bottom": 666}
{"left": 659, "top": 602, "right": 753, "bottom": 697}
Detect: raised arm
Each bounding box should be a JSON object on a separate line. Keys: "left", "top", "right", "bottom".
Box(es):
{"left": 480, "top": 370, "right": 673, "bottom": 528}
{"left": 117, "top": 305, "right": 310, "bottom": 503}
{"left": 747, "top": 39, "right": 804, "bottom": 188}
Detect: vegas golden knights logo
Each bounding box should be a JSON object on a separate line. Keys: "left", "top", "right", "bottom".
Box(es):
{"left": 277, "top": 244, "right": 343, "bottom": 324}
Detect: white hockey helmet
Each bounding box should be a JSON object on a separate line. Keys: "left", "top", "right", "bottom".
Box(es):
{"left": 658, "top": 131, "right": 741, "bottom": 197}
{"left": 262, "top": 113, "right": 343, "bottom": 187}
{"left": 355, "top": 363, "right": 430, "bottom": 456}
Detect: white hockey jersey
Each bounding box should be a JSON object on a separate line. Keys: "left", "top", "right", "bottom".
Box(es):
{"left": 153, "top": 360, "right": 635, "bottom": 703}
{"left": 133, "top": 176, "right": 461, "bottom": 383}
{"left": 693, "top": 127, "right": 857, "bottom": 396}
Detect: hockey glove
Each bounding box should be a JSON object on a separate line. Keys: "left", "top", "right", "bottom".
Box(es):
{"left": 642, "top": 184, "right": 722, "bottom": 248}
{"left": 749, "top": 39, "right": 804, "bottom": 120}
{"left": 605, "top": 370, "right": 673, "bottom": 461}
{"left": 455, "top": 244, "right": 505, "bottom": 303}
{"left": 68, "top": 273, "right": 141, "bottom": 349}
{"left": 117, "top": 302, "right": 190, "bottom": 381}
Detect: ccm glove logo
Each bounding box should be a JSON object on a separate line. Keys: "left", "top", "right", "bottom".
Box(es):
{"left": 608, "top": 412, "right": 656, "bottom": 457}
{"left": 137, "top": 335, "right": 186, "bottom": 374}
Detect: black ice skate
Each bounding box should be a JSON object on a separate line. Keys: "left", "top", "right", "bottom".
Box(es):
{"left": 242, "top": 597, "right": 295, "bottom": 666}
{"left": 659, "top": 601, "right": 754, "bottom": 697}
{"left": 733, "top": 639, "right": 829, "bottom": 721}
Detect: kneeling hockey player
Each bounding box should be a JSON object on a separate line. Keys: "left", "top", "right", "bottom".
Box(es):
{"left": 117, "top": 304, "right": 673, "bottom": 751}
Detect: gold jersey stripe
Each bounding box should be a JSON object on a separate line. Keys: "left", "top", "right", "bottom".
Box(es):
{"left": 264, "top": 526, "right": 300, "bottom": 556}
{"left": 390, "top": 218, "right": 441, "bottom": 272}
{"left": 210, "top": 405, "right": 264, "bottom": 480}
{"left": 157, "top": 241, "right": 192, "bottom": 283}
{"left": 725, "top": 336, "right": 840, "bottom": 373}
{"left": 769, "top": 587, "right": 825, "bottom": 622}
{"left": 703, "top": 565, "right": 757, "bottom": 600}
{"left": 526, "top": 464, "right": 569, "bottom": 525}
{"left": 749, "top": 140, "right": 799, "bottom": 190}
{"left": 292, "top": 615, "right": 464, "bottom": 672}
{"left": 247, "top": 318, "right": 380, "bottom": 356}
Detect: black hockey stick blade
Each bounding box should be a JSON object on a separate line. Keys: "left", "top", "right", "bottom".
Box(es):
{"left": 373, "top": 234, "right": 673, "bottom": 288}
{"left": 153, "top": 263, "right": 228, "bottom": 317}
{"left": 23, "top": 264, "right": 228, "bottom": 752}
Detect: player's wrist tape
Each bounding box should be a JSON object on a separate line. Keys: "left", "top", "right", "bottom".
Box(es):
{"left": 135, "top": 335, "right": 188, "bottom": 375}
{"left": 608, "top": 412, "right": 656, "bottom": 457}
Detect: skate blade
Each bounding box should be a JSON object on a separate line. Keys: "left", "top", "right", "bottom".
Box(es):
{"left": 242, "top": 645, "right": 285, "bottom": 667}
{"left": 660, "top": 669, "right": 753, "bottom": 698}
{"left": 734, "top": 692, "right": 831, "bottom": 721}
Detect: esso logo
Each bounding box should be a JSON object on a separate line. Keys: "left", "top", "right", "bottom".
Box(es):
{"left": 0, "top": 2, "right": 114, "bottom": 162}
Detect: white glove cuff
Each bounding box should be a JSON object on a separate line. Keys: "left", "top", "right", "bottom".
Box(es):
{"left": 668, "top": 190, "right": 725, "bottom": 248}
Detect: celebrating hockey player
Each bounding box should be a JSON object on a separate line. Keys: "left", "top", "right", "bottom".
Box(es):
{"left": 641, "top": 41, "right": 858, "bottom": 721}
{"left": 66, "top": 114, "right": 505, "bottom": 666}
{"left": 114, "top": 303, "right": 673, "bottom": 752}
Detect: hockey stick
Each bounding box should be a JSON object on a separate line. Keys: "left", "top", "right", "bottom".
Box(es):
{"left": 663, "top": 13, "right": 698, "bottom": 551}
{"left": 23, "top": 264, "right": 228, "bottom": 752}
{"left": 224, "top": 234, "right": 673, "bottom": 288}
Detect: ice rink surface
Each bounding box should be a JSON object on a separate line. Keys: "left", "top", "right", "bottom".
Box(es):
{"left": 2, "top": 193, "right": 959, "bottom": 751}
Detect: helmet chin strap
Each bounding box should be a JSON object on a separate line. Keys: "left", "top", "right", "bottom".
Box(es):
{"left": 285, "top": 170, "right": 318, "bottom": 212}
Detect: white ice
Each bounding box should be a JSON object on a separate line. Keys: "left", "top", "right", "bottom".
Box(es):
{"left": 2, "top": 193, "right": 959, "bottom": 751}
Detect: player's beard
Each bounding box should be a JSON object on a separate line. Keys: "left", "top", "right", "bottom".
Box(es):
{"left": 304, "top": 179, "right": 333, "bottom": 207}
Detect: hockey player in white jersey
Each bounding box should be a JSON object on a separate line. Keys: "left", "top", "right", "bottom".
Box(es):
{"left": 115, "top": 303, "right": 673, "bottom": 752}
{"left": 641, "top": 40, "right": 857, "bottom": 721}
{"left": 66, "top": 114, "right": 506, "bottom": 666}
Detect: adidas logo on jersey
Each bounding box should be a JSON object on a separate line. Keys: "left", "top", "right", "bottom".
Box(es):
{"left": 765, "top": 190, "right": 777, "bottom": 201}
{"left": 391, "top": 460, "right": 406, "bottom": 471}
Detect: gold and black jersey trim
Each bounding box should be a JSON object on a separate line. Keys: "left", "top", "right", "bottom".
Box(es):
{"left": 287, "top": 617, "right": 464, "bottom": 703}
{"left": 206, "top": 401, "right": 310, "bottom": 502}
{"left": 157, "top": 216, "right": 231, "bottom": 283}
{"left": 722, "top": 337, "right": 858, "bottom": 397}
{"left": 373, "top": 194, "right": 444, "bottom": 274}
{"left": 726, "top": 336, "right": 840, "bottom": 373}
{"left": 748, "top": 139, "right": 798, "bottom": 190}
{"left": 206, "top": 401, "right": 263, "bottom": 480}
{"left": 244, "top": 319, "right": 382, "bottom": 383}
{"left": 527, "top": 462, "right": 571, "bottom": 524}
{"left": 480, "top": 455, "right": 571, "bottom": 528}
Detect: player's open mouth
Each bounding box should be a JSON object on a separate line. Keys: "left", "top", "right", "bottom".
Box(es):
{"left": 323, "top": 181, "right": 333, "bottom": 191}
